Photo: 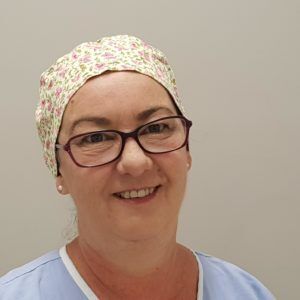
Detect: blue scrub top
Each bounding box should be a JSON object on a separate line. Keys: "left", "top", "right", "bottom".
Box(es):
{"left": 0, "top": 248, "right": 275, "bottom": 299}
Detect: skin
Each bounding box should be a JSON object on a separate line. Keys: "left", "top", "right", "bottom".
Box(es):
{"left": 56, "top": 71, "right": 198, "bottom": 299}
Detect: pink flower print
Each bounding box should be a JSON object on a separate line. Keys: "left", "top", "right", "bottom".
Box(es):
{"left": 144, "top": 52, "right": 150, "bottom": 61}
{"left": 96, "top": 63, "right": 105, "bottom": 69}
{"left": 55, "top": 88, "right": 62, "bottom": 98}
{"left": 56, "top": 65, "right": 62, "bottom": 72}
{"left": 49, "top": 157, "right": 55, "bottom": 166}
{"left": 47, "top": 103, "right": 52, "bottom": 111}
{"left": 40, "top": 77, "right": 46, "bottom": 86}
{"left": 156, "top": 67, "right": 163, "bottom": 78}
{"left": 80, "top": 55, "right": 91, "bottom": 63}
{"left": 72, "top": 52, "right": 78, "bottom": 60}
{"left": 58, "top": 69, "right": 66, "bottom": 78}
{"left": 37, "top": 126, "right": 44, "bottom": 138}
{"left": 40, "top": 99, "right": 46, "bottom": 108}
{"left": 55, "top": 107, "right": 62, "bottom": 117}
{"left": 46, "top": 140, "right": 51, "bottom": 150}
{"left": 141, "top": 42, "right": 151, "bottom": 50}
{"left": 103, "top": 52, "right": 115, "bottom": 60}
{"left": 120, "top": 64, "right": 130, "bottom": 69}
{"left": 71, "top": 74, "right": 80, "bottom": 83}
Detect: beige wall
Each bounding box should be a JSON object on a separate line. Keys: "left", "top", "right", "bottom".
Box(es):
{"left": 0, "top": 1, "right": 299, "bottom": 299}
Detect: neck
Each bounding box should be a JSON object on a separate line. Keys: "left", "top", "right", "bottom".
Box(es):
{"left": 67, "top": 233, "right": 198, "bottom": 299}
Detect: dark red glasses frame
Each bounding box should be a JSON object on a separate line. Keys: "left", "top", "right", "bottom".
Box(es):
{"left": 55, "top": 115, "right": 192, "bottom": 168}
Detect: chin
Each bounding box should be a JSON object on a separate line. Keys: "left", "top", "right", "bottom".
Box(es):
{"left": 115, "top": 216, "right": 178, "bottom": 242}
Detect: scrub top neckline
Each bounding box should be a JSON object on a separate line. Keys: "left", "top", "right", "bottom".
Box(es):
{"left": 59, "top": 245, "right": 203, "bottom": 300}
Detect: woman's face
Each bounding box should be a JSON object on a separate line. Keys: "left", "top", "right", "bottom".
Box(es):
{"left": 57, "top": 71, "right": 191, "bottom": 244}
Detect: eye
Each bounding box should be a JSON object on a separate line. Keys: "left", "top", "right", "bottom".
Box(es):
{"left": 84, "top": 133, "right": 105, "bottom": 143}
{"left": 143, "top": 123, "right": 168, "bottom": 134}
{"left": 78, "top": 132, "right": 116, "bottom": 145}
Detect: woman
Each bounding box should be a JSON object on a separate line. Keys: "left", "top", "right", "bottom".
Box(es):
{"left": 0, "top": 35, "right": 274, "bottom": 299}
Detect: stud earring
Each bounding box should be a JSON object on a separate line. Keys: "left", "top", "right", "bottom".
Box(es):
{"left": 57, "top": 185, "right": 63, "bottom": 192}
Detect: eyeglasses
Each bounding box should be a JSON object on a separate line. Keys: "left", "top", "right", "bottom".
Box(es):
{"left": 55, "top": 116, "right": 192, "bottom": 168}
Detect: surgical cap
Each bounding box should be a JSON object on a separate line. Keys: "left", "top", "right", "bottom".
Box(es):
{"left": 36, "top": 35, "right": 184, "bottom": 176}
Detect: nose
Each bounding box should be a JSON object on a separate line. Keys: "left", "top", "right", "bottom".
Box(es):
{"left": 116, "top": 138, "right": 153, "bottom": 176}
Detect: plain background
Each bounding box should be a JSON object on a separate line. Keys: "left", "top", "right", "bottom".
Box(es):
{"left": 0, "top": 1, "right": 299, "bottom": 299}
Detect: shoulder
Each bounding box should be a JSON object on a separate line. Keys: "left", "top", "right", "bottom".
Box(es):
{"left": 0, "top": 251, "right": 60, "bottom": 288}
{"left": 0, "top": 250, "right": 85, "bottom": 300}
{"left": 195, "top": 251, "right": 275, "bottom": 300}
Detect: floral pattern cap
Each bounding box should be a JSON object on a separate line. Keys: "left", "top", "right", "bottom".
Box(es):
{"left": 36, "top": 35, "right": 185, "bottom": 177}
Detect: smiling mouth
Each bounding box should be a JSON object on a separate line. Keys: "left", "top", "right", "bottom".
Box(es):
{"left": 114, "top": 186, "right": 160, "bottom": 200}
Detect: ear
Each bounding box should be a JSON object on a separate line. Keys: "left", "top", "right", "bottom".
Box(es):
{"left": 187, "top": 152, "right": 192, "bottom": 170}
{"left": 55, "top": 175, "right": 69, "bottom": 195}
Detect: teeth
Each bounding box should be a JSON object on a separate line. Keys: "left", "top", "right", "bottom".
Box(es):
{"left": 118, "top": 187, "right": 156, "bottom": 199}
{"left": 138, "top": 189, "right": 146, "bottom": 197}
{"left": 131, "top": 190, "right": 138, "bottom": 198}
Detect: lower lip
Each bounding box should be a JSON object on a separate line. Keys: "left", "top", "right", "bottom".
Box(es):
{"left": 115, "top": 186, "right": 160, "bottom": 205}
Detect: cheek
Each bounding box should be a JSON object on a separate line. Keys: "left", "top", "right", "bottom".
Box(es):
{"left": 61, "top": 158, "right": 112, "bottom": 206}
{"left": 158, "top": 150, "right": 189, "bottom": 191}
{"left": 166, "top": 149, "right": 189, "bottom": 172}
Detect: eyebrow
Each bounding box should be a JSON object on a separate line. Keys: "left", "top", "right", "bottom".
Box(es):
{"left": 69, "top": 117, "right": 110, "bottom": 135}
{"left": 69, "top": 106, "right": 175, "bottom": 135}
{"left": 136, "top": 106, "right": 174, "bottom": 121}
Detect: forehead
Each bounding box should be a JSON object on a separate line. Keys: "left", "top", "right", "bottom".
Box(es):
{"left": 71, "top": 71, "right": 173, "bottom": 107}
{"left": 62, "top": 71, "right": 177, "bottom": 126}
